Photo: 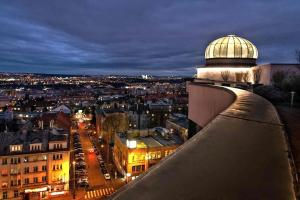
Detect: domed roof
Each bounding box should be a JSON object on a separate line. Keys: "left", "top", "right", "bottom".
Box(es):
{"left": 205, "top": 35, "right": 258, "bottom": 60}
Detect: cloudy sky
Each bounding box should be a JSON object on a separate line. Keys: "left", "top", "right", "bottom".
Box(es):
{"left": 0, "top": 0, "right": 299, "bottom": 76}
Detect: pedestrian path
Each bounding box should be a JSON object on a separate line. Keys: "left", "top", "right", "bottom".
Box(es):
{"left": 84, "top": 187, "right": 115, "bottom": 199}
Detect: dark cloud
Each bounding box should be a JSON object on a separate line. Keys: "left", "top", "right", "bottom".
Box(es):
{"left": 0, "top": 0, "right": 299, "bottom": 75}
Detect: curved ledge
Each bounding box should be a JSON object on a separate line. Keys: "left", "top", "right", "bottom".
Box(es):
{"left": 110, "top": 84, "right": 295, "bottom": 200}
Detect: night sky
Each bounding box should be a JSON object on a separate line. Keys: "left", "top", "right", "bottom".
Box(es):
{"left": 0, "top": 0, "right": 299, "bottom": 76}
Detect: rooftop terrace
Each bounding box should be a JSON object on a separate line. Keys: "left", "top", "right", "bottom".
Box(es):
{"left": 110, "top": 83, "right": 295, "bottom": 200}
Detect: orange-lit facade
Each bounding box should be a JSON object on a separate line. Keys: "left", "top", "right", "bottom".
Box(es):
{"left": 113, "top": 132, "right": 181, "bottom": 181}
{"left": 0, "top": 134, "right": 70, "bottom": 199}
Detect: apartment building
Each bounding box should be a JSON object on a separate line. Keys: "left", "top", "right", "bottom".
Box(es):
{"left": 113, "top": 128, "right": 182, "bottom": 182}
{"left": 0, "top": 129, "right": 70, "bottom": 199}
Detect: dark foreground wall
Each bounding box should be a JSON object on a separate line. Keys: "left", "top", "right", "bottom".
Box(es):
{"left": 110, "top": 84, "right": 295, "bottom": 200}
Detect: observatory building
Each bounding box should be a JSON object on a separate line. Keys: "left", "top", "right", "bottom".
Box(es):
{"left": 197, "top": 35, "right": 300, "bottom": 85}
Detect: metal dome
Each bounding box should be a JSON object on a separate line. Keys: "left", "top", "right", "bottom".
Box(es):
{"left": 205, "top": 35, "right": 258, "bottom": 60}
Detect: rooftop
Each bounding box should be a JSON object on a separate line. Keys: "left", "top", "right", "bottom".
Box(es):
{"left": 110, "top": 84, "right": 295, "bottom": 200}
{"left": 117, "top": 129, "right": 183, "bottom": 149}
{"left": 0, "top": 129, "right": 68, "bottom": 155}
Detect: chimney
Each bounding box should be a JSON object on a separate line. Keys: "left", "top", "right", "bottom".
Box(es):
{"left": 39, "top": 120, "right": 44, "bottom": 129}
{"left": 21, "top": 129, "right": 27, "bottom": 140}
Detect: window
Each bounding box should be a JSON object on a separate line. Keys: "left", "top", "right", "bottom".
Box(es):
{"left": 2, "top": 158, "right": 7, "bottom": 165}
{"left": 1, "top": 182, "right": 8, "bottom": 188}
{"left": 132, "top": 165, "right": 145, "bottom": 172}
{"left": 10, "top": 168, "right": 20, "bottom": 175}
{"left": 33, "top": 166, "right": 38, "bottom": 172}
{"left": 24, "top": 167, "right": 29, "bottom": 174}
{"left": 34, "top": 177, "right": 38, "bottom": 183}
{"left": 3, "top": 191, "right": 7, "bottom": 199}
{"left": 11, "top": 157, "right": 20, "bottom": 164}
{"left": 14, "top": 190, "right": 18, "bottom": 198}
{"left": 24, "top": 178, "right": 29, "bottom": 185}
{"left": 42, "top": 165, "right": 47, "bottom": 171}
{"left": 53, "top": 165, "right": 55, "bottom": 171}
{"left": 30, "top": 144, "right": 41, "bottom": 151}
{"left": 53, "top": 143, "right": 63, "bottom": 149}
{"left": 53, "top": 154, "right": 62, "bottom": 160}
{"left": 11, "top": 180, "right": 15, "bottom": 186}
{"left": 42, "top": 176, "right": 47, "bottom": 182}
{"left": 1, "top": 169, "right": 8, "bottom": 176}
{"left": 10, "top": 145, "right": 22, "bottom": 152}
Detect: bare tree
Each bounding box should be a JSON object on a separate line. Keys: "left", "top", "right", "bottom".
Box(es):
{"left": 253, "top": 68, "right": 262, "bottom": 84}
{"left": 296, "top": 49, "right": 300, "bottom": 72}
{"left": 102, "top": 113, "right": 129, "bottom": 163}
{"left": 235, "top": 72, "right": 243, "bottom": 82}
{"left": 296, "top": 49, "right": 300, "bottom": 63}
{"left": 242, "top": 71, "right": 250, "bottom": 83}
{"left": 221, "top": 70, "right": 230, "bottom": 82}
{"left": 103, "top": 113, "right": 129, "bottom": 144}
{"left": 272, "top": 70, "right": 287, "bottom": 87}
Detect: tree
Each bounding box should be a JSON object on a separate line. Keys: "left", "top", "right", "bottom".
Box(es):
{"left": 253, "top": 68, "right": 262, "bottom": 84}
{"left": 102, "top": 113, "right": 129, "bottom": 163}
{"left": 221, "top": 70, "right": 230, "bottom": 82}
{"left": 235, "top": 72, "right": 243, "bottom": 82}
{"left": 272, "top": 70, "right": 287, "bottom": 88}
{"left": 242, "top": 71, "right": 250, "bottom": 83}
{"left": 296, "top": 49, "right": 300, "bottom": 63}
{"left": 102, "top": 113, "right": 129, "bottom": 144}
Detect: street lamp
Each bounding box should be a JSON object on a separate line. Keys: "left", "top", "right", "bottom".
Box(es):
{"left": 72, "top": 161, "right": 76, "bottom": 199}
{"left": 291, "top": 91, "right": 296, "bottom": 107}
{"left": 126, "top": 173, "right": 131, "bottom": 183}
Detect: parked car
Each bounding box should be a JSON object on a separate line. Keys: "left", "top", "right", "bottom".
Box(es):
{"left": 97, "top": 155, "right": 103, "bottom": 160}
{"left": 75, "top": 157, "right": 85, "bottom": 162}
{"left": 79, "top": 181, "right": 89, "bottom": 187}
{"left": 76, "top": 165, "right": 86, "bottom": 170}
{"left": 76, "top": 161, "right": 86, "bottom": 166}
{"left": 77, "top": 177, "right": 88, "bottom": 184}
{"left": 100, "top": 163, "right": 105, "bottom": 168}
{"left": 75, "top": 154, "right": 85, "bottom": 159}
{"left": 75, "top": 171, "right": 87, "bottom": 175}
{"left": 101, "top": 168, "right": 108, "bottom": 174}
{"left": 104, "top": 173, "right": 111, "bottom": 180}
{"left": 74, "top": 144, "right": 82, "bottom": 148}
{"left": 77, "top": 153, "right": 85, "bottom": 157}
{"left": 74, "top": 139, "right": 80, "bottom": 143}
{"left": 76, "top": 169, "right": 87, "bottom": 173}
{"left": 74, "top": 147, "right": 83, "bottom": 151}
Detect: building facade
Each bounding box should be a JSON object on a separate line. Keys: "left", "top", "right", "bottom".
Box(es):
{"left": 113, "top": 129, "right": 182, "bottom": 181}
{"left": 0, "top": 130, "right": 70, "bottom": 199}
{"left": 196, "top": 35, "right": 300, "bottom": 85}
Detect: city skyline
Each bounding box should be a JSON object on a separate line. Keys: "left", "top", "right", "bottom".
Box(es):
{"left": 0, "top": 0, "right": 300, "bottom": 75}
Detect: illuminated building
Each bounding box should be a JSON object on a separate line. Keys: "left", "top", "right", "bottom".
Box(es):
{"left": 166, "top": 114, "right": 189, "bottom": 142}
{"left": 0, "top": 130, "right": 70, "bottom": 199}
{"left": 113, "top": 128, "right": 182, "bottom": 181}
{"left": 197, "top": 35, "right": 300, "bottom": 85}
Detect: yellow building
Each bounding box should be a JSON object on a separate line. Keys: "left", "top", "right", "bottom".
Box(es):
{"left": 113, "top": 129, "right": 182, "bottom": 181}
{"left": 0, "top": 130, "right": 70, "bottom": 199}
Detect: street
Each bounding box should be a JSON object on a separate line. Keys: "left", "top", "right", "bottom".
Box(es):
{"left": 69, "top": 124, "right": 125, "bottom": 200}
